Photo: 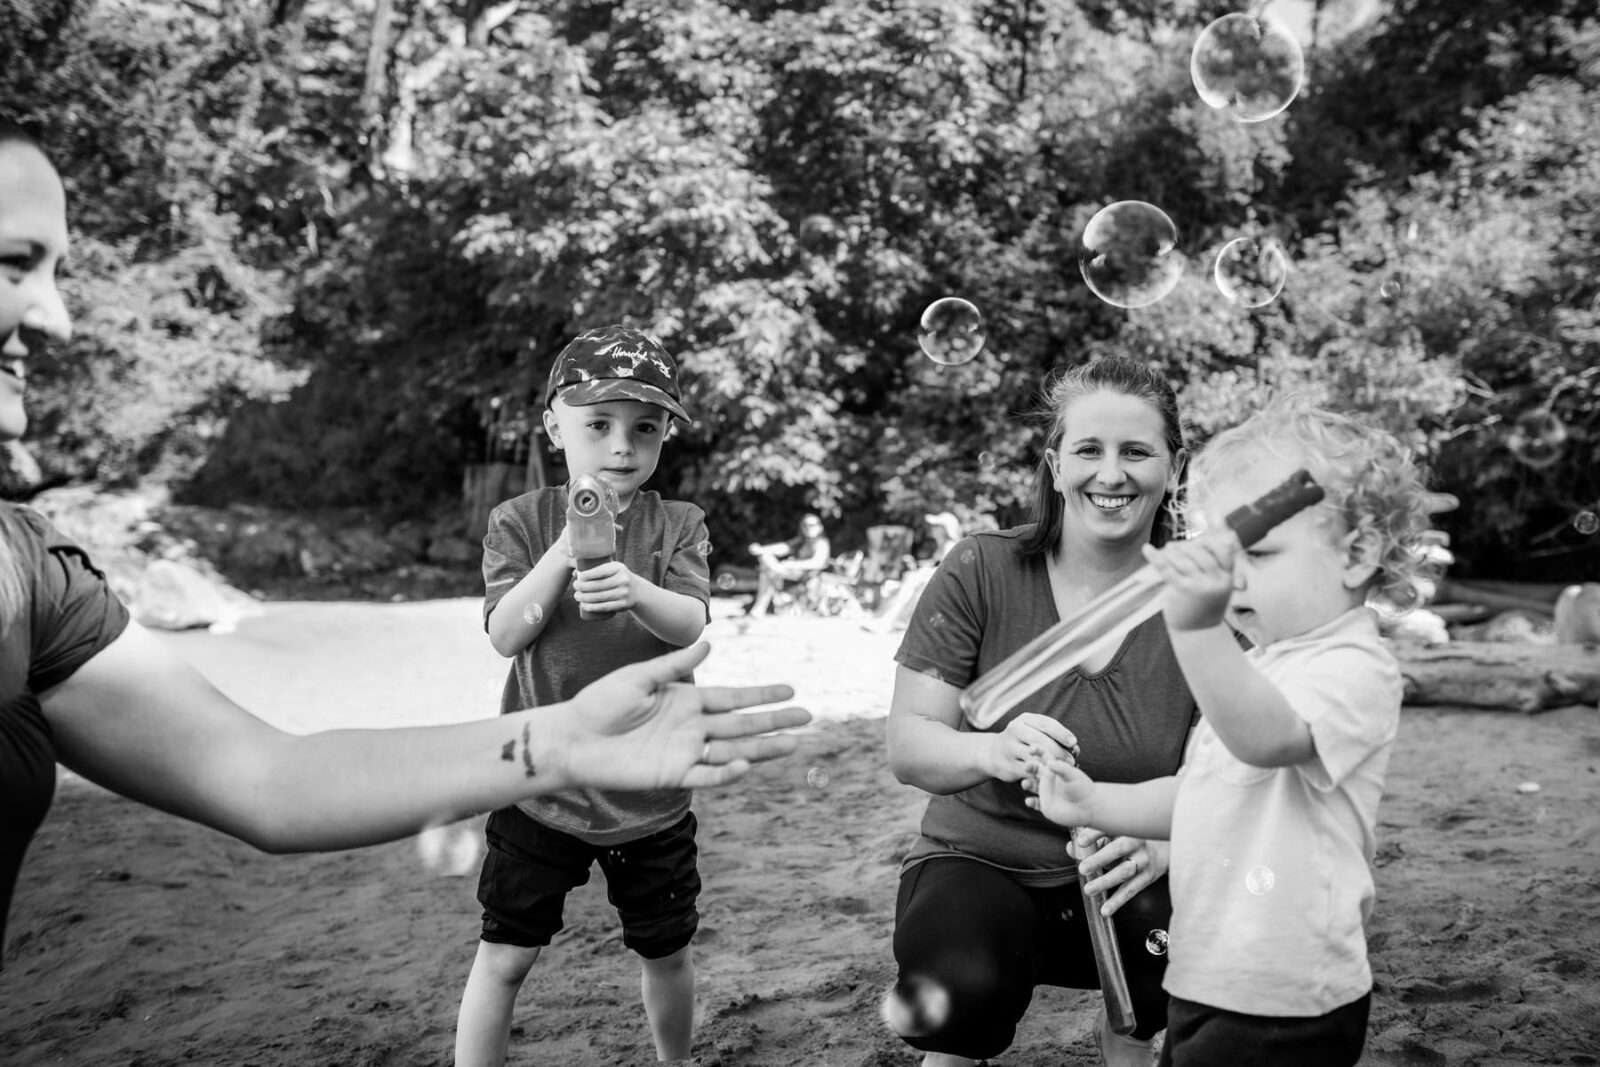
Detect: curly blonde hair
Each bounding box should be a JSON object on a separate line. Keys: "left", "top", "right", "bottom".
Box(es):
{"left": 1184, "top": 396, "right": 1437, "bottom": 613}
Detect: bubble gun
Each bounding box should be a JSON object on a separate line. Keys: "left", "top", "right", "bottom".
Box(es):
{"left": 567, "top": 474, "right": 620, "bottom": 621}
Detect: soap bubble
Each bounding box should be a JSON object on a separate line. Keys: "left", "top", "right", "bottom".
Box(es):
{"left": 880, "top": 976, "right": 951, "bottom": 1037}
{"left": 416, "top": 820, "right": 484, "bottom": 877}
{"left": 1145, "top": 929, "right": 1169, "bottom": 956}
{"left": 521, "top": 602, "right": 544, "bottom": 626}
{"left": 1214, "top": 237, "right": 1288, "bottom": 307}
{"left": 1245, "top": 865, "right": 1276, "bottom": 895}
{"left": 798, "top": 214, "right": 846, "bottom": 259}
{"left": 918, "top": 297, "right": 987, "bottom": 366}
{"left": 1574, "top": 511, "right": 1599, "bottom": 536}
{"left": 1506, "top": 411, "right": 1567, "bottom": 470}
{"left": 1079, "top": 201, "right": 1184, "bottom": 309}
{"left": 978, "top": 451, "right": 997, "bottom": 473}
{"left": 1379, "top": 275, "right": 1406, "bottom": 300}
{"left": 806, "top": 766, "right": 830, "bottom": 789}
{"left": 1191, "top": 12, "right": 1305, "bottom": 123}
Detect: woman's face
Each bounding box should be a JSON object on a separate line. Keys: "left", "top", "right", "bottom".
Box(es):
{"left": 1047, "top": 390, "right": 1179, "bottom": 550}
{"left": 0, "top": 140, "right": 73, "bottom": 441}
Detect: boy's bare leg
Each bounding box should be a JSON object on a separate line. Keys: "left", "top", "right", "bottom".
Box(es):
{"left": 641, "top": 944, "right": 695, "bottom": 1060}
{"left": 455, "top": 941, "right": 542, "bottom": 1067}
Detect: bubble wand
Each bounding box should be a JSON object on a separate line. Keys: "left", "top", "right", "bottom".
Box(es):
{"left": 961, "top": 469, "right": 1324, "bottom": 730}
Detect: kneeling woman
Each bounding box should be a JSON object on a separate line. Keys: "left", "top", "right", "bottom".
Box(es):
{"left": 885, "top": 358, "right": 1198, "bottom": 1067}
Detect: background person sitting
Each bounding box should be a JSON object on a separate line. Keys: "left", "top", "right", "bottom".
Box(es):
{"left": 746, "top": 513, "right": 831, "bottom": 616}
{"left": 863, "top": 511, "right": 964, "bottom": 633}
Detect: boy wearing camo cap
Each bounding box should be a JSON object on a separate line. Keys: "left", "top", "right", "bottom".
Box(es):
{"left": 457, "top": 325, "right": 713, "bottom": 1066}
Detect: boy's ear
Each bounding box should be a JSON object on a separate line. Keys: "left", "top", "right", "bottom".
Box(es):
{"left": 541, "top": 407, "right": 562, "bottom": 448}
{"left": 1339, "top": 526, "right": 1382, "bottom": 590}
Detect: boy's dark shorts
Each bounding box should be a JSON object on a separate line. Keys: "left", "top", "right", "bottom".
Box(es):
{"left": 477, "top": 807, "right": 700, "bottom": 960}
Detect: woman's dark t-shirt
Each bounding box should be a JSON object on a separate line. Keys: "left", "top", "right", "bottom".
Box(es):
{"left": 895, "top": 527, "right": 1198, "bottom": 887}
{"left": 0, "top": 504, "right": 130, "bottom": 963}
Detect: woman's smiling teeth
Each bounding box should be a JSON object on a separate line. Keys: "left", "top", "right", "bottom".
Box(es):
{"left": 1088, "top": 493, "right": 1133, "bottom": 511}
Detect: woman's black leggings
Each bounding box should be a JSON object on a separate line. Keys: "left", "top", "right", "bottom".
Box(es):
{"left": 893, "top": 855, "right": 1172, "bottom": 1060}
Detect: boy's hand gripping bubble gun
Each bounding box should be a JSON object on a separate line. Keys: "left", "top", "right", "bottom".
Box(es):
{"left": 567, "top": 474, "right": 620, "bottom": 621}
{"left": 960, "top": 469, "right": 1324, "bottom": 730}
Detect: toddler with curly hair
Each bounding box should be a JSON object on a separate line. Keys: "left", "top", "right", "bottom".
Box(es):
{"left": 1028, "top": 397, "right": 1435, "bottom": 1067}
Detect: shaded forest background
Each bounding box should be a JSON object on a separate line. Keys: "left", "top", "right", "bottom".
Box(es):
{"left": 2, "top": 0, "right": 1597, "bottom": 581}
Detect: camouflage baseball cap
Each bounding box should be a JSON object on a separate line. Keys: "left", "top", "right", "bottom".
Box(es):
{"left": 544, "top": 325, "right": 691, "bottom": 424}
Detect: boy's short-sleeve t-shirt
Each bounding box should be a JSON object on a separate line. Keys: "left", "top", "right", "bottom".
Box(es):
{"left": 1165, "top": 607, "right": 1402, "bottom": 1017}
{"left": 482, "top": 486, "right": 710, "bottom": 845}
{"left": 0, "top": 504, "right": 131, "bottom": 962}
{"left": 894, "top": 527, "right": 1198, "bottom": 886}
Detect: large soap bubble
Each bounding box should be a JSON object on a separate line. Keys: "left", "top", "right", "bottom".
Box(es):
{"left": 918, "top": 297, "right": 988, "bottom": 366}
{"left": 1079, "top": 201, "right": 1184, "bottom": 309}
{"left": 1191, "top": 12, "right": 1305, "bottom": 123}
{"left": 1214, "top": 237, "right": 1288, "bottom": 307}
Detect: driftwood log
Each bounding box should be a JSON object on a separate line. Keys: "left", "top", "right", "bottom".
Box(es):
{"left": 1396, "top": 640, "right": 1600, "bottom": 714}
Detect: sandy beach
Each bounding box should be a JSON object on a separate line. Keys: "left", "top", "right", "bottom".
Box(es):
{"left": 3, "top": 598, "right": 1598, "bottom": 1066}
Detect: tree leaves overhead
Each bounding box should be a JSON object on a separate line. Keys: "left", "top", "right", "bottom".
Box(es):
{"left": 3, "top": 0, "right": 1596, "bottom": 576}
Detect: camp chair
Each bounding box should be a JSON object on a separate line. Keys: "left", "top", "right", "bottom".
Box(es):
{"left": 858, "top": 525, "right": 917, "bottom": 610}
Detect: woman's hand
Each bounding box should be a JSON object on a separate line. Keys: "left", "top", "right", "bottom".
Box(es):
{"left": 985, "top": 712, "right": 1078, "bottom": 783}
{"left": 1071, "top": 827, "right": 1170, "bottom": 916}
{"left": 560, "top": 642, "right": 811, "bottom": 790}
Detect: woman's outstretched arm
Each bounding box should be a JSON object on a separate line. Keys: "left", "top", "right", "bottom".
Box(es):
{"left": 42, "top": 626, "right": 807, "bottom": 853}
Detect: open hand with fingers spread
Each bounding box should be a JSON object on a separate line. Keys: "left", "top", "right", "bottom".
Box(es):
{"left": 558, "top": 642, "right": 810, "bottom": 791}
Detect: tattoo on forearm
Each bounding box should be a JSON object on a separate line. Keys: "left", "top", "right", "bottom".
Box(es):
{"left": 500, "top": 722, "right": 537, "bottom": 778}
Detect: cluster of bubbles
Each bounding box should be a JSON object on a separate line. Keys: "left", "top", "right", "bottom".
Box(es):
{"left": 1068, "top": 14, "right": 1305, "bottom": 312}
{"left": 905, "top": 14, "right": 1312, "bottom": 352}
{"left": 1078, "top": 203, "right": 1295, "bottom": 311}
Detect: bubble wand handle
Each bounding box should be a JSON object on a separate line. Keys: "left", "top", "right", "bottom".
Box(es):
{"left": 960, "top": 469, "right": 1323, "bottom": 729}
{"left": 1079, "top": 867, "right": 1138, "bottom": 1036}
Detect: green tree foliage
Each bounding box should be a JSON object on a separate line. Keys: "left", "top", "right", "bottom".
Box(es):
{"left": 4, "top": 0, "right": 1596, "bottom": 577}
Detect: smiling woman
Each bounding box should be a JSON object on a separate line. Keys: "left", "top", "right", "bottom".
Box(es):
{"left": 0, "top": 126, "right": 811, "bottom": 978}
{"left": 882, "top": 358, "right": 1199, "bottom": 1067}
{"left": 0, "top": 123, "right": 72, "bottom": 441}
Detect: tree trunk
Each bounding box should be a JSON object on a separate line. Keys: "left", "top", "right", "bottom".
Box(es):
{"left": 1397, "top": 641, "right": 1600, "bottom": 714}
